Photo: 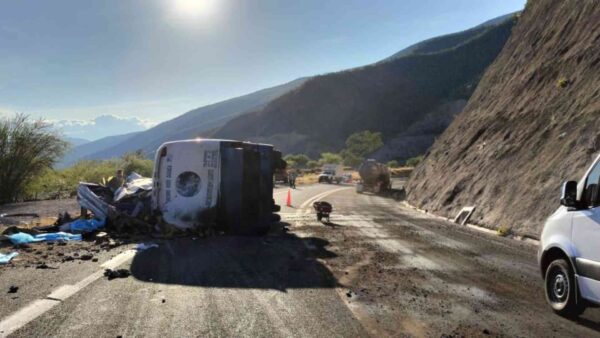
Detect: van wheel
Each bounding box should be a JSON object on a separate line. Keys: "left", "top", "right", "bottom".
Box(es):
{"left": 544, "top": 258, "right": 584, "bottom": 317}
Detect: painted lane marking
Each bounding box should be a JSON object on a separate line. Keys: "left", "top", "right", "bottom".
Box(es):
{"left": 298, "top": 187, "right": 352, "bottom": 214}
{"left": 0, "top": 250, "right": 136, "bottom": 337}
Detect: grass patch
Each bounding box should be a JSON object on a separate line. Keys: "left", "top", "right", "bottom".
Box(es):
{"left": 556, "top": 77, "right": 569, "bottom": 88}
{"left": 497, "top": 226, "right": 512, "bottom": 237}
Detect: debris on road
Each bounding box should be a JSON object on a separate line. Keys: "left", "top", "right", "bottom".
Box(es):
{"left": 0, "top": 252, "right": 18, "bottom": 264}
{"left": 136, "top": 242, "right": 159, "bottom": 251}
{"left": 59, "top": 218, "right": 106, "bottom": 234}
{"left": 36, "top": 262, "right": 58, "bottom": 269}
{"left": 0, "top": 140, "right": 287, "bottom": 269}
{"left": 7, "top": 285, "right": 18, "bottom": 293}
{"left": 313, "top": 201, "right": 332, "bottom": 223}
{"left": 104, "top": 268, "right": 131, "bottom": 280}
{"left": 79, "top": 253, "right": 94, "bottom": 261}
{"left": 6, "top": 232, "right": 82, "bottom": 245}
{"left": 453, "top": 206, "right": 476, "bottom": 226}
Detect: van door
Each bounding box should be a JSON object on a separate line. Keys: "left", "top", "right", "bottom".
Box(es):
{"left": 572, "top": 160, "right": 600, "bottom": 302}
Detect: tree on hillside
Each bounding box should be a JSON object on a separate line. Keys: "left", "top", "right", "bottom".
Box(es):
{"left": 405, "top": 155, "right": 424, "bottom": 167}
{"left": 306, "top": 160, "right": 319, "bottom": 169}
{"left": 387, "top": 160, "right": 400, "bottom": 168}
{"left": 341, "top": 130, "right": 383, "bottom": 167}
{"left": 318, "top": 152, "right": 343, "bottom": 165}
{"left": 283, "top": 154, "right": 310, "bottom": 169}
{"left": 121, "top": 150, "right": 153, "bottom": 177}
{"left": 0, "top": 115, "right": 69, "bottom": 203}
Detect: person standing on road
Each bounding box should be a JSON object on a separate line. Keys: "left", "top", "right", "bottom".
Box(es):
{"left": 289, "top": 171, "right": 297, "bottom": 189}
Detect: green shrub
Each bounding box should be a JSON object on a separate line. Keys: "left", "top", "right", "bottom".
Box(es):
{"left": 284, "top": 154, "right": 311, "bottom": 168}
{"left": 497, "top": 226, "right": 512, "bottom": 237}
{"left": 0, "top": 115, "right": 68, "bottom": 203}
{"left": 556, "top": 78, "right": 569, "bottom": 88}
{"left": 405, "top": 155, "right": 424, "bottom": 167}
{"left": 22, "top": 150, "right": 153, "bottom": 201}
{"left": 306, "top": 160, "right": 320, "bottom": 169}
{"left": 319, "top": 152, "right": 343, "bottom": 165}
{"left": 386, "top": 160, "right": 400, "bottom": 168}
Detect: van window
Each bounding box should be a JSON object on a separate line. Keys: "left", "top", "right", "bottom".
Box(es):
{"left": 583, "top": 161, "right": 600, "bottom": 208}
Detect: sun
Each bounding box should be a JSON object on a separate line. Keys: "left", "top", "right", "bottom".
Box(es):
{"left": 173, "top": 0, "right": 218, "bottom": 19}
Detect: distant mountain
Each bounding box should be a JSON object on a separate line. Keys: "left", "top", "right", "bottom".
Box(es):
{"left": 214, "top": 14, "right": 516, "bottom": 160}
{"left": 65, "top": 78, "right": 307, "bottom": 164}
{"left": 64, "top": 137, "right": 90, "bottom": 147}
{"left": 58, "top": 132, "right": 140, "bottom": 168}
{"left": 66, "top": 13, "right": 516, "bottom": 165}
{"left": 54, "top": 115, "right": 152, "bottom": 141}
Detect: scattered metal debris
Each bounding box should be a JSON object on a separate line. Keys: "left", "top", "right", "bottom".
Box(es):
{"left": 104, "top": 268, "right": 131, "bottom": 280}
{"left": 453, "top": 206, "right": 476, "bottom": 226}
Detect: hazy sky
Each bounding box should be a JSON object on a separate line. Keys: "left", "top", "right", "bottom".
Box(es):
{"left": 0, "top": 0, "right": 525, "bottom": 124}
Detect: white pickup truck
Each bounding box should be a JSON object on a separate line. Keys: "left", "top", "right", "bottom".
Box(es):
{"left": 318, "top": 164, "right": 343, "bottom": 184}
{"left": 539, "top": 153, "right": 600, "bottom": 317}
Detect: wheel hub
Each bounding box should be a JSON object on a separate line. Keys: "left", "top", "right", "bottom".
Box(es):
{"left": 553, "top": 273, "right": 567, "bottom": 300}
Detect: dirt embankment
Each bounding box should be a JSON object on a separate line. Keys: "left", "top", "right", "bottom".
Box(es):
{"left": 406, "top": 0, "right": 600, "bottom": 238}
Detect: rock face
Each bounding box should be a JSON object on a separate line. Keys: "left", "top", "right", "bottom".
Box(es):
{"left": 406, "top": 0, "right": 600, "bottom": 238}
{"left": 214, "top": 18, "right": 515, "bottom": 160}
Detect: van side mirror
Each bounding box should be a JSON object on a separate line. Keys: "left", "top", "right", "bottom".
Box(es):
{"left": 560, "top": 181, "right": 578, "bottom": 208}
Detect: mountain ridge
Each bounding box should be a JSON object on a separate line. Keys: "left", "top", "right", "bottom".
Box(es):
{"left": 213, "top": 16, "right": 516, "bottom": 160}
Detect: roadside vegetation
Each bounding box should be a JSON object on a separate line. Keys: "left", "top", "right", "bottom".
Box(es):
{"left": 405, "top": 155, "right": 424, "bottom": 167}
{"left": 24, "top": 151, "right": 153, "bottom": 201}
{"left": 0, "top": 114, "right": 154, "bottom": 203}
{"left": 284, "top": 130, "right": 386, "bottom": 170}
{"left": 283, "top": 130, "right": 421, "bottom": 181}
{"left": 0, "top": 115, "right": 68, "bottom": 203}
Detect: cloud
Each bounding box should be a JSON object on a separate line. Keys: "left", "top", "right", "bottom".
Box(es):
{"left": 50, "top": 114, "right": 157, "bottom": 141}
{"left": 0, "top": 107, "right": 15, "bottom": 118}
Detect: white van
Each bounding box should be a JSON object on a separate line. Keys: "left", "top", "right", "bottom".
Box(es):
{"left": 539, "top": 154, "right": 600, "bottom": 316}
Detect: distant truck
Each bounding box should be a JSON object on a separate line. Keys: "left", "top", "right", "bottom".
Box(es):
{"left": 152, "top": 139, "right": 285, "bottom": 235}
{"left": 356, "top": 159, "right": 405, "bottom": 199}
{"left": 318, "top": 164, "right": 343, "bottom": 184}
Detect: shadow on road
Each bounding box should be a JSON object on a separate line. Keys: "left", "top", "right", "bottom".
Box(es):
{"left": 130, "top": 223, "right": 339, "bottom": 291}
{"left": 573, "top": 311, "right": 600, "bottom": 332}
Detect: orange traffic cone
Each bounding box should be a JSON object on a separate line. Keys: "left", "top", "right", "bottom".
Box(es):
{"left": 286, "top": 189, "right": 292, "bottom": 207}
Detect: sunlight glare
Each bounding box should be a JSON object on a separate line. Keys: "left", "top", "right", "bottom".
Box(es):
{"left": 173, "top": 0, "right": 218, "bottom": 19}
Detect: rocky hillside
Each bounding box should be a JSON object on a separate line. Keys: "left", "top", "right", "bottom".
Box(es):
{"left": 214, "top": 17, "right": 515, "bottom": 160}
{"left": 406, "top": 0, "right": 600, "bottom": 238}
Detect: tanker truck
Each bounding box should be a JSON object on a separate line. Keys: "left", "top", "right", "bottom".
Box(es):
{"left": 356, "top": 159, "right": 405, "bottom": 200}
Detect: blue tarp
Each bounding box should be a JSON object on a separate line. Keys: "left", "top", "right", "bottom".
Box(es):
{"left": 8, "top": 233, "right": 41, "bottom": 245}
{"left": 8, "top": 232, "right": 82, "bottom": 245}
{"left": 67, "top": 218, "right": 105, "bottom": 234}
{"left": 0, "top": 252, "right": 18, "bottom": 264}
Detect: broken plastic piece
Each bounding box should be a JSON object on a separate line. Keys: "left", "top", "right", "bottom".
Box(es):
{"left": 8, "top": 232, "right": 82, "bottom": 245}
{"left": 136, "top": 243, "right": 159, "bottom": 251}
{"left": 0, "top": 252, "right": 19, "bottom": 264}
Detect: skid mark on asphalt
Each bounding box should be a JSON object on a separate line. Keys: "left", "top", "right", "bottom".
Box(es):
{"left": 0, "top": 250, "right": 136, "bottom": 337}
{"left": 286, "top": 211, "right": 442, "bottom": 337}
{"left": 298, "top": 187, "right": 353, "bottom": 214}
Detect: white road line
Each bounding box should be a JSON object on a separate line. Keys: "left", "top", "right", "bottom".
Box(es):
{"left": 299, "top": 187, "right": 352, "bottom": 214}
{"left": 0, "top": 250, "right": 136, "bottom": 337}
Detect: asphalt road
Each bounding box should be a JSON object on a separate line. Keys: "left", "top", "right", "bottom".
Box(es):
{"left": 2, "top": 183, "right": 600, "bottom": 337}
